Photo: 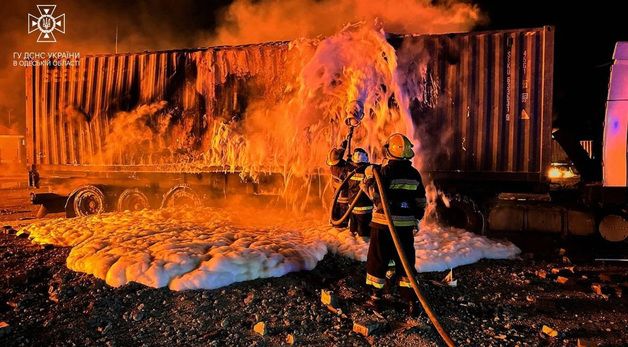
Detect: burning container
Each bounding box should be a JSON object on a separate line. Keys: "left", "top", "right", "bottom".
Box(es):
{"left": 0, "top": 134, "right": 26, "bottom": 166}
{"left": 25, "top": 26, "right": 555, "bottom": 218}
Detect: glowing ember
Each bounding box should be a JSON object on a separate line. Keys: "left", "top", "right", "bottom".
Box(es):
{"left": 19, "top": 208, "right": 519, "bottom": 290}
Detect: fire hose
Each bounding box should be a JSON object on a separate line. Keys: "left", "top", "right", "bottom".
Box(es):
{"left": 329, "top": 166, "right": 455, "bottom": 347}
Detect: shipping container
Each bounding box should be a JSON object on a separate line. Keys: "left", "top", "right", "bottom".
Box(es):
{"left": 25, "top": 27, "right": 553, "bottom": 182}
{"left": 393, "top": 26, "right": 554, "bottom": 184}
{"left": 24, "top": 26, "right": 555, "bottom": 216}
{"left": 0, "top": 135, "right": 25, "bottom": 165}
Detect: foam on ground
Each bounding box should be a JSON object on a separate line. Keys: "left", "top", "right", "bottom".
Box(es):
{"left": 19, "top": 207, "right": 519, "bottom": 290}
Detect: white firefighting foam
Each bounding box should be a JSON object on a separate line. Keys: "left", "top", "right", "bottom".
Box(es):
{"left": 19, "top": 208, "right": 519, "bottom": 290}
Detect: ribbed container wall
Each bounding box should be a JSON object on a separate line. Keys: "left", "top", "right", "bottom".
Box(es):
{"left": 25, "top": 43, "right": 290, "bottom": 168}
{"left": 25, "top": 27, "right": 553, "bottom": 182}
{"left": 397, "top": 26, "right": 554, "bottom": 179}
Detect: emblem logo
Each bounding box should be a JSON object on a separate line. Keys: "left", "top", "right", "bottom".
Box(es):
{"left": 28, "top": 5, "right": 65, "bottom": 43}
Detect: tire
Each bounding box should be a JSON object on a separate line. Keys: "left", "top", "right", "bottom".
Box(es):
{"left": 161, "top": 185, "right": 200, "bottom": 208}
{"left": 117, "top": 188, "right": 151, "bottom": 212}
{"left": 434, "top": 194, "right": 486, "bottom": 233}
{"left": 599, "top": 214, "right": 628, "bottom": 242}
{"left": 69, "top": 185, "right": 107, "bottom": 217}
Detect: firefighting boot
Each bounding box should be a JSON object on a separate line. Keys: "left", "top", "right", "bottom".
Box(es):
{"left": 399, "top": 287, "right": 420, "bottom": 317}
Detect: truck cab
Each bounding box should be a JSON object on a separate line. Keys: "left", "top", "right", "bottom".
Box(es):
{"left": 603, "top": 42, "right": 628, "bottom": 188}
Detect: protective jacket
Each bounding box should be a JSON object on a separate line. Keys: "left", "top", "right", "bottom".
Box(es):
{"left": 364, "top": 159, "right": 426, "bottom": 228}
{"left": 347, "top": 162, "right": 373, "bottom": 213}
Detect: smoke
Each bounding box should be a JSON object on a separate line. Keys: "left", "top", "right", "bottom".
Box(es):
{"left": 213, "top": 0, "right": 482, "bottom": 45}
{"left": 1, "top": 0, "right": 483, "bottom": 201}
{"left": 0, "top": 0, "right": 228, "bottom": 134}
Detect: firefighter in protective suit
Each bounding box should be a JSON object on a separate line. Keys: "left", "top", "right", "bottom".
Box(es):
{"left": 360, "top": 133, "right": 427, "bottom": 315}
{"left": 327, "top": 137, "right": 351, "bottom": 228}
{"left": 347, "top": 148, "right": 373, "bottom": 237}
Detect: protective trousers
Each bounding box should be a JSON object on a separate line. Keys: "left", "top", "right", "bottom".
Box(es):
{"left": 365, "top": 225, "right": 417, "bottom": 302}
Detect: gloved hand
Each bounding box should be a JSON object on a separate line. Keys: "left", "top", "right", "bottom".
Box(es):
{"left": 340, "top": 139, "right": 348, "bottom": 150}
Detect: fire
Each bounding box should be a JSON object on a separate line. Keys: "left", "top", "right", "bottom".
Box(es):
{"left": 91, "top": 22, "right": 424, "bottom": 208}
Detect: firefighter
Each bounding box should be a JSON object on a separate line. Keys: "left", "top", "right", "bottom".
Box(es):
{"left": 327, "top": 137, "right": 351, "bottom": 228}
{"left": 360, "top": 133, "right": 427, "bottom": 316}
{"left": 347, "top": 148, "right": 373, "bottom": 237}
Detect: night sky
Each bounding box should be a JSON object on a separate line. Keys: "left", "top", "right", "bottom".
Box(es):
{"left": 475, "top": 0, "right": 626, "bottom": 141}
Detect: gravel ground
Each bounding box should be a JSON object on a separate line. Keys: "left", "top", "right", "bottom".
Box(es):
{"left": 1, "top": 228, "right": 626, "bottom": 347}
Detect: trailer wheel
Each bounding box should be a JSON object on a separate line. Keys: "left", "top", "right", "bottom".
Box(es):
{"left": 117, "top": 188, "right": 151, "bottom": 212}
{"left": 599, "top": 215, "right": 628, "bottom": 242}
{"left": 69, "top": 185, "right": 107, "bottom": 217}
{"left": 161, "top": 185, "right": 199, "bottom": 208}
{"left": 435, "top": 194, "right": 485, "bottom": 234}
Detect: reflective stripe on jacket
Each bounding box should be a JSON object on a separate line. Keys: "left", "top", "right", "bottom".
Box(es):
{"left": 352, "top": 205, "right": 373, "bottom": 214}
{"left": 371, "top": 212, "right": 417, "bottom": 227}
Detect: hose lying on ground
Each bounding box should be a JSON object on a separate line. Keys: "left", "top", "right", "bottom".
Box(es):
{"left": 372, "top": 167, "right": 456, "bottom": 347}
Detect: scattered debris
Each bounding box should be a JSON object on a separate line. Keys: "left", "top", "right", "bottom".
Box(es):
{"left": 591, "top": 283, "right": 603, "bottom": 295}
{"left": 243, "top": 292, "right": 255, "bottom": 305}
{"left": 611, "top": 285, "right": 623, "bottom": 298}
{"left": 536, "top": 269, "right": 547, "bottom": 279}
{"left": 562, "top": 256, "right": 572, "bottom": 264}
{"left": 286, "top": 333, "right": 296, "bottom": 345}
{"left": 352, "top": 321, "right": 384, "bottom": 337}
{"left": 321, "top": 289, "right": 338, "bottom": 307}
{"left": 577, "top": 338, "right": 597, "bottom": 347}
{"left": 0, "top": 321, "right": 11, "bottom": 337}
{"left": 253, "top": 322, "right": 266, "bottom": 336}
{"left": 97, "top": 322, "right": 112, "bottom": 334}
{"left": 1, "top": 228, "right": 627, "bottom": 346}
{"left": 131, "top": 304, "right": 145, "bottom": 322}
{"left": 48, "top": 285, "right": 59, "bottom": 303}
{"left": 526, "top": 295, "right": 536, "bottom": 302}
{"left": 541, "top": 325, "right": 558, "bottom": 338}
{"left": 443, "top": 269, "right": 457, "bottom": 287}
{"left": 321, "top": 289, "right": 344, "bottom": 314}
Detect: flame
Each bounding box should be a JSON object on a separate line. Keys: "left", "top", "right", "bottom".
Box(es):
{"left": 90, "top": 22, "right": 424, "bottom": 209}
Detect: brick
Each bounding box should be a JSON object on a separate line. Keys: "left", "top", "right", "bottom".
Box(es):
{"left": 541, "top": 325, "right": 558, "bottom": 337}
{"left": 321, "top": 289, "right": 338, "bottom": 307}
{"left": 253, "top": 322, "right": 266, "bottom": 336}
{"left": 556, "top": 276, "right": 569, "bottom": 284}
{"left": 286, "top": 334, "right": 296, "bottom": 345}
{"left": 591, "top": 283, "right": 603, "bottom": 295}
{"left": 352, "top": 321, "right": 383, "bottom": 337}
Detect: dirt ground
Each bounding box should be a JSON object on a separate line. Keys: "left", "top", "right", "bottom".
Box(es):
{"left": 1, "top": 187, "right": 627, "bottom": 346}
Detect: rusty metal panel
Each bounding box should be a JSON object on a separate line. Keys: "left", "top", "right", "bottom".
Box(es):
{"left": 26, "top": 27, "right": 553, "bottom": 183}
{"left": 397, "top": 26, "right": 554, "bottom": 179}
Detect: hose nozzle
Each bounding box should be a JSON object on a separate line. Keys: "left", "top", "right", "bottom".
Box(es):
{"left": 345, "top": 100, "right": 364, "bottom": 128}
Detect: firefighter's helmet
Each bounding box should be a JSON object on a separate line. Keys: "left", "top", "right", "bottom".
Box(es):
{"left": 326, "top": 148, "right": 344, "bottom": 166}
{"left": 384, "top": 133, "right": 414, "bottom": 159}
{"left": 352, "top": 148, "right": 369, "bottom": 164}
